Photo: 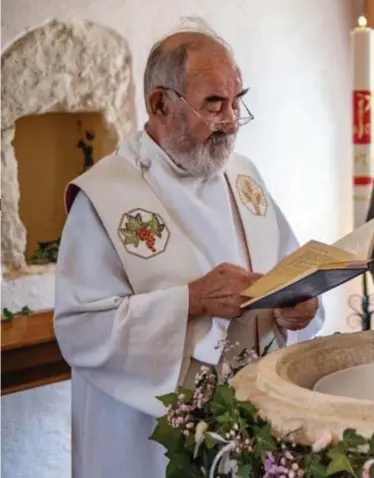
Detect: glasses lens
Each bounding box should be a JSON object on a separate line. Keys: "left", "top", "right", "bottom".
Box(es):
{"left": 237, "top": 116, "right": 253, "bottom": 126}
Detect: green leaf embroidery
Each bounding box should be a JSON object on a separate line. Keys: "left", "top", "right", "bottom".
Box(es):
{"left": 124, "top": 232, "right": 139, "bottom": 247}
{"left": 125, "top": 214, "right": 141, "bottom": 232}
{"left": 149, "top": 214, "right": 164, "bottom": 238}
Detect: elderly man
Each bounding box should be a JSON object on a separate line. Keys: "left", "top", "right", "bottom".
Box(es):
{"left": 54, "top": 30, "right": 324, "bottom": 478}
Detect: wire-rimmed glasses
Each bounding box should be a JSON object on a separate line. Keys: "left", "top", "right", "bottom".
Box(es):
{"left": 158, "top": 86, "right": 254, "bottom": 132}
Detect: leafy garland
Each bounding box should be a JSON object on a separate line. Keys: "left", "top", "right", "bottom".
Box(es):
{"left": 30, "top": 239, "right": 60, "bottom": 264}
{"left": 150, "top": 341, "right": 374, "bottom": 478}
{"left": 2, "top": 306, "right": 33, "bottom": 321}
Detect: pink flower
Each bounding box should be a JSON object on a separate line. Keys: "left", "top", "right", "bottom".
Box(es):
{"left": 362, "top": 459, "right": 374, "bottom": 478}
{"left": 312, "top": 430, "right": 332, "bottom": 452}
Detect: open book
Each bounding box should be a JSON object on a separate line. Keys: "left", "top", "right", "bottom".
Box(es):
{"left": 241, "top": 219, "right": 374, "bottom": 310}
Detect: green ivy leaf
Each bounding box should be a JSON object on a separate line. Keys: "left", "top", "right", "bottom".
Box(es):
{"left": 343, "top": 429, "right": 367, "bottom": 448}
{"left": 156, "top": 393, "right": 178, "bottom": 407}
{"left": 236, "top": 463, "right": 252, "bottom": 477}
{"left": 176, "top": 386, "right": 194, "bottom": 402}
{"left": 2, "top": 308, "right": 14, "bottom": 321}
{"left": 305, "top": 456, "right": 327, "bottom": 478}
{"left": 211, "top": 385, "right": 237, "bottom": 415}
{"left": 20, "top": 306, "right": 32, "bottom": 316}
{"left": 165, "top": 453, "right": 200, "bottom": 478}
{"left": 184, "top": 434, "right": 196, "bottom": 453}
{"left": 204, "top": 433, "right": 218, "bottom": 449}
{"left": 238, "top": 402, "right": 257, "bottom": 420}
{"left": 215, "top": 412, "right": 233, "bottom": 427}
{"left": 326, "top": 449, "right": 355, "bottom": 476}
{"left": 149, "top": 416, "right": 183, "bottom": 454}
{"left": 254, "top": 423, "right": 277, "bottom": 453}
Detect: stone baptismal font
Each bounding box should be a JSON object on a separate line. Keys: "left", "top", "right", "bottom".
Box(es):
{"left": 233, "top": 331, "right": 374, "bottom": 445}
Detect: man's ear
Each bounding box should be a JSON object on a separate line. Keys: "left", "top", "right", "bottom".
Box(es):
{"left": 147, "top": 89, "right": 169, "bottom": 118}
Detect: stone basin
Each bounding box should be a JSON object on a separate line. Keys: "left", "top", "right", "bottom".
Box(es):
{"left": 232, "top": 331, "right": 374, "bottom": 445}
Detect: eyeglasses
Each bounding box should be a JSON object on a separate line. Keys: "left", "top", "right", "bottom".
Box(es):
{"left": 157, "top": 87, "right": 254, "bottom": 132}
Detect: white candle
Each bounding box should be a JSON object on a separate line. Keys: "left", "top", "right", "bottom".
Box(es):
{"left": 351, "top": 16, "right": 374, "bottom": 228}
{"left": 352, "top": 16, "right": 372, "bottom": 90}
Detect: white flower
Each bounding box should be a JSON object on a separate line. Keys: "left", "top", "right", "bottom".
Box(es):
{"left": 220, "top": 361, "right": 232, "bottom": 379}
{"left": 195, "top": 421, "right": 209, "bottom": 443}
{"left": 312, "top": 430, "right": 332, "bottom": 452}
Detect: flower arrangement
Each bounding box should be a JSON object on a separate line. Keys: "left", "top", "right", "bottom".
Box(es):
{"left": 150, "top": 340, "right": 374, "bottom": 478}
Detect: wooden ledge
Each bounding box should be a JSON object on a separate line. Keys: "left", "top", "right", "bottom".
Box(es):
{"left": 1, "top": 310, "right": 71, "bottom": 395}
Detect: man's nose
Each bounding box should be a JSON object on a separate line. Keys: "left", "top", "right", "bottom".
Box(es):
{"left": 218, "top": 106, "right": 239, "bottom": 134}
{"left": 215, "top": 119, "right": 238, "bottom": 135}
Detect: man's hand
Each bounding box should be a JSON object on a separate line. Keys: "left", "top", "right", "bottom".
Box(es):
{"left": 188, "top": 263, "right": 262, "bottom": 319}
{"left": 274, "top": 297, "right": 318, "bottom": 331}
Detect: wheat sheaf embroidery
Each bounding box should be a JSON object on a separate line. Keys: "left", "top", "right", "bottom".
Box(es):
{"left": 236, "top": 174, "right": 268, "bottom": 217}
{"left": 118, "top": 208, "right": 170, "bottom": 259}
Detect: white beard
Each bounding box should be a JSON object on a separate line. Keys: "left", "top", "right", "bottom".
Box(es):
{"left": 162, "top": 134, "right": 236, "bottom": 178}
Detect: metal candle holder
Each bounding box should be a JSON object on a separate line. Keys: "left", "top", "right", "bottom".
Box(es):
{"left": 347, "top": 273, "right": 373, "bottom": 331}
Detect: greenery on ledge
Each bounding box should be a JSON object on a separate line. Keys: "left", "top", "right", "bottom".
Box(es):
{"left": 150, "top": 341, "right": 374, "bottom": 478}
{"left": 1, "top": 306, "right": 33, "bottom": 321}
{"left": 30, "top": 239, "right": 60, "bottom": 264}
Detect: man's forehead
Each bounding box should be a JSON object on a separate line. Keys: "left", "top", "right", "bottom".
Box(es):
{"left": 187, "top": 51, "right": 242, "bottom": 94}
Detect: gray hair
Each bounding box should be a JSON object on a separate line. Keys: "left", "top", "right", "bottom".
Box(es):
{"left": 143, "top": 27, "right": 233, "bottom": 105}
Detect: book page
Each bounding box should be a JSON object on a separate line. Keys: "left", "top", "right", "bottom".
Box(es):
{"left": 242, "top": 240, "right": 356, "bottom": 298}
{"left": 332, "top": 219, "right": 374, "bottom": 260}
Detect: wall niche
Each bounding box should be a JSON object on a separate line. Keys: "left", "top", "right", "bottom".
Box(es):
{"left": 1, "top": 19, "right": 136, "bottom": 274}
{"left": 13, "top": 111, "right": 116, "bottom": 264}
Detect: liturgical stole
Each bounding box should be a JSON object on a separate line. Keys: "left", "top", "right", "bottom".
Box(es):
{"left": 65, "top": 140, "right": 284, "bottom": 384}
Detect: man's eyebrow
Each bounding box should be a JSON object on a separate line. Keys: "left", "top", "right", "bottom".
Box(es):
{"left": 236, "top": 88, "right": 249, "bottom": 98}
{"left": 204, "top": 88, "right": 249, "bottom": 102}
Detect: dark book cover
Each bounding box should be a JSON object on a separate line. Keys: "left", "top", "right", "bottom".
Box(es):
{"left": 243, "top": 266, "right": 369, "bottom": 310}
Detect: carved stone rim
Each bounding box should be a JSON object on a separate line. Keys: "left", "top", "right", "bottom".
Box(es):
{"left": 233, "top": 331, "right": 374, "bottom": 444}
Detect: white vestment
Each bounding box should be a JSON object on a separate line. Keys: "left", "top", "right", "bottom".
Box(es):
{"left": 54, "top": 131, "right": 324, "bottom": 478}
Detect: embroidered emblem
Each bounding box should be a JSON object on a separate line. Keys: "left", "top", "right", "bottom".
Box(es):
{"left": 236, "top": 174, "right": 268, "bottom": 216}
{"left": 118, "top": 208, "right": 170, "bottom": 259}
